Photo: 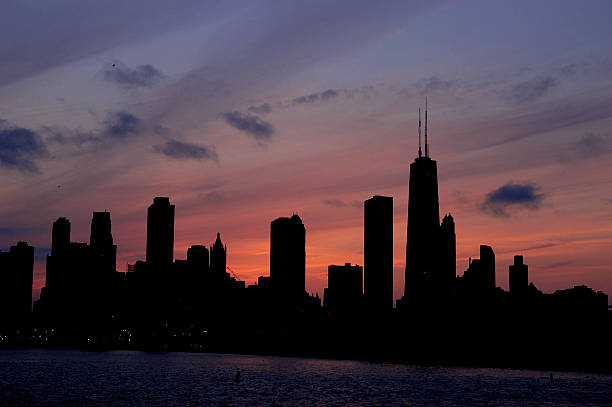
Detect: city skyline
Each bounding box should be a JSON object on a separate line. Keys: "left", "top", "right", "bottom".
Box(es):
{"left": 1, "top": 1, "right": 612, "bottom": 305}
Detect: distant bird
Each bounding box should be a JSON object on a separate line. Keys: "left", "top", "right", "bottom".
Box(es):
{"left": 112, "top": 63, "right": 116, "bottom": 67}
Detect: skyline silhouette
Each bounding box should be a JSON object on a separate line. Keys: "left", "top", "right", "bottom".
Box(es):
{"left": 1, "top": 107, "right": 610, "bottom": 373}
{"left": 3, "top": 3, "right": 612, "bottom": 308}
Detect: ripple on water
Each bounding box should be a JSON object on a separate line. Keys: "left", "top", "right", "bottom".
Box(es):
{"left": 0, "top": 350, "right": 611, "bottom": 406}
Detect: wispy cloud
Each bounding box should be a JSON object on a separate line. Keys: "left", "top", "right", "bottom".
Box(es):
{"left": 154, "top": 139, "right": 218, "bottom": 162}
{"left": 104, "top": 111, "right": 142, "bottom": 140}
{"left": 323, "top": 199, "right": 362, "bottom": 209}
{"left": 417, "top": 76, "right": 454, "bottom": 95}
{"left": 575, "top": 132, "right": 607, "bottom": 157}
{"left": 0, "top": 120, "right": 48, "bottom": 173}
{"left": 248, "top": 103, "right": 272, "bottom": 115}
{"left": 222, "top": 111, "right": 274, "bottom": 141}
{"left": 480, "top": 182, "right": 544, "bottom": 217}
{"left": 102, "top": 60, "right": 164, "bottom": 88}
{"left": 504, "top": 75, "right": 556, "bottom": 105}
{"left": 198, "top": 190, "right": 226, "bottom": 205}
{"left": 292, "top": 89, "right": 340, "bottom": 105}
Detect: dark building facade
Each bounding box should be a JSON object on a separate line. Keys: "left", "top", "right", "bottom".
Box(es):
{"left": 364, "top": 195, "right": 393, "bottom": 311}
{"left": 187, "top": 245, "right": 209, "bottom": 273}
{"left": 480, "top": 245, "right": 495, "bottom": 290}
{"left": 270, "top": 214, "right": 306, "bottom": 308}
{"left": 90, "top": 211, "right": 117, "bottom": 275}
{"left": 146, "top": 197, "right": 175, "bottom": 269}
{"left": 0, "top": 242, "right": 34, "bottom": 326}
{"left": 439, "top": 213, "right": 456, "bottom": 291}
{"left": 403, "top": 105, "right": 456, "bottom": 303}
{"left": 324, "top": 263, "right": 363, "bottom": 311}
{"left": 509, "top": 255, "right": 528, "bottom": 295}
{"left": 39, "top": 213, "right": 118, "bottom": 326}
{"left": 210, "top": 233, "right": 226, "bottom": 275}
{"left": 460, "top": 245, "right": 496, "bottom": 293}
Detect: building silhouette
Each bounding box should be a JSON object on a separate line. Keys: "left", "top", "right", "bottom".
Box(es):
{"left": 364, "top": 195, "right": 393, "bottom": 312}
{"left": 146, "top": 197, "right": 175, "bottom": 270}
{"left": 187, "top": 245, "right": 209, "bottom": 273}
{"left": 0, "top": 190, "right": 605, "bottom": 373}
{"left": 210, "top": 232, "right": 226, "bottom": 275}
{"left": 509, "top": 255, "right": 528, "bottom": 295}
{"left": 324, "top": 263, "right": 363, "bottom": 311}
{"left": 459, "top": 245, "right": 496, "bottom": 293}
{"left": 51, "top": 217, "right": 70, "bottom": 257}
{"left": 46, "top": 217, "right": 70, "bottom": 290}
{"left": 270, "top": 214, "right": 306, "bottom": 310}
{"left": 0, "top": 242, "right": 34, "bottom": 326}
{"left": 90, "top": 211, "right": 117, "bottom": 275}
{"left": 402, "top": 104, "right": 456, "bottom": 305}
{"left": 37, "top": 212, "right": 119, "bottom": 327}
{"left": 440, "top": 213, "right": 456, "bottom": 291}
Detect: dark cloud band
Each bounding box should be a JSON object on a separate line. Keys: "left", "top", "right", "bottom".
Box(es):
{"left": 154, "top": 139, "right": 218, "bottom": 162}
{"left": 480, "top": 182, "right": 543, "bottom": 217}
{"left": 0, "top": 120, "right": 48, "bottom": 173}
{"left": 222, "top": 111, "right": 274, "bottom": 140}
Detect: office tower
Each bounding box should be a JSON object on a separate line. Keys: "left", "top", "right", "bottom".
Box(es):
{"left": 51, "top": 217, "right": 70, "bottom": 256}
{"left": 440, "top": 213, "right": 456, "bottom": 291}
{"left": 209, "top": 233, "right": 226, "bottom": 275}
{"left": 146, "top": 197, "right": 175, "bottom": 269}
{"left": 90, "top": 211, "right": 117, "bottom": 274}
{"left": 187, "top": 245, "right": 209, "bottom": 273}
{"left": 462, "top": 244, "right": 495, "bottom": 293}
{"left": 509, "top": 255, "right": 528, "bottom": 295}
{"left": 46, "top": 217, "right": 71, "bottom": 290}
{"left": 0, "top": 242, "right": 34, "bottom": 323}
{"left": 324, "top": 263, "right": 363, "bottom": 311}
{"left": 364, "top": 195, "right": 393, "bottom": 311}
{"left": 404, "top": 103, "right": 441, "bottom": 298}
{"left": 480, "top": 245, "right": 495, "bottom": 290}
{"left": 270, "top": 214, "right": 306, "bottom": 308}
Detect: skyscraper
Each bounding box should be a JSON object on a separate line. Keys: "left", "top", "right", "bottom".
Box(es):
{"left": 509, "top": 255, "right": 528, "bottom": 295}
{"left": 461, "top": 245, "right": 496, "bottom": 293}
{"left": 440, "top": 213, "right": 457, "bottom": 291}
{"left": 480, "top": 245, "right": 495, "bottom": 290}
{"left": 364, "top": 195, "right": 393, "bottom": 311}
{"left": 46, "top": 217, "right": 70, "bottom": 290}
{"left": 146, "top": 197, "right": 175, "bottom": 269}
{"left": 270, "top": 214, "right": 306, "bottom": 309}
{"left": 51, "top": 217, "right": 70, "bottom": 257}
{"left": 0, "top": 242, "right": 34, "bottom": 324}
{"left": 324, "top": 263, "right": 363, "bottom": 311}
{"left": 187, "top": 245, "right": 209, "bottom": 273}
{"left": 90, "top": 211, "right": 117, "bottom": 274}
{"left": 404, "top": 104, "right": 441, "bottom": 298}
{"left": 210, "top": 233, "right": 226, "bottom": 275}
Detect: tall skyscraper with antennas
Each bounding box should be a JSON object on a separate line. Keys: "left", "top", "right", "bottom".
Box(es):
{"left": 403, "top": 100, "right": 456, "bottom": 306}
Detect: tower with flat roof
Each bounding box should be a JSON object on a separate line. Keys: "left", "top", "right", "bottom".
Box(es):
{"left": 146, "top": 197, "right": 175, "bottom": 270}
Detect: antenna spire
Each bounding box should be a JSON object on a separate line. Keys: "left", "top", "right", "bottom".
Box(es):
{"left": 418, "top": 108, "right": 422, "bottom": 158}
{"left": 425, "top": 97, "right": 429, "bottom": 158}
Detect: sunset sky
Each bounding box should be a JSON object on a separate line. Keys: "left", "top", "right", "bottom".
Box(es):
{"left": 1, "top": 0, "right": 611, "bottom": 304}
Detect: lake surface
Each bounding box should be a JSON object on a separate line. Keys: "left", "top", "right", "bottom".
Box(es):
{"left": 1, "top": 350, "right": 611, "bottom": 406}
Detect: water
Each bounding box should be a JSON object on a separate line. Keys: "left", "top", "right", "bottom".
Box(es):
{"left": 1, "top": 350, "right": 611, "bottom": 406}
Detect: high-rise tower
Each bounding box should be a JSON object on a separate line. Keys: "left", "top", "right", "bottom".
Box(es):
{"left": 364, "top": 195, "right": 393, "bottom": 311}
{"left": 210, "top": 233, "right": 227, "bottom": 275}
{"left": 270, "top": 214, "right": 306, "bottom": 309}
{"left": 146, "top": 197, "right": 175, "bottom": 269}
{"left": 404, "top": 102, "right": 441, "bottom": 298}
{"left": 90, "top": 211, "right": 117, "bottom": 274}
